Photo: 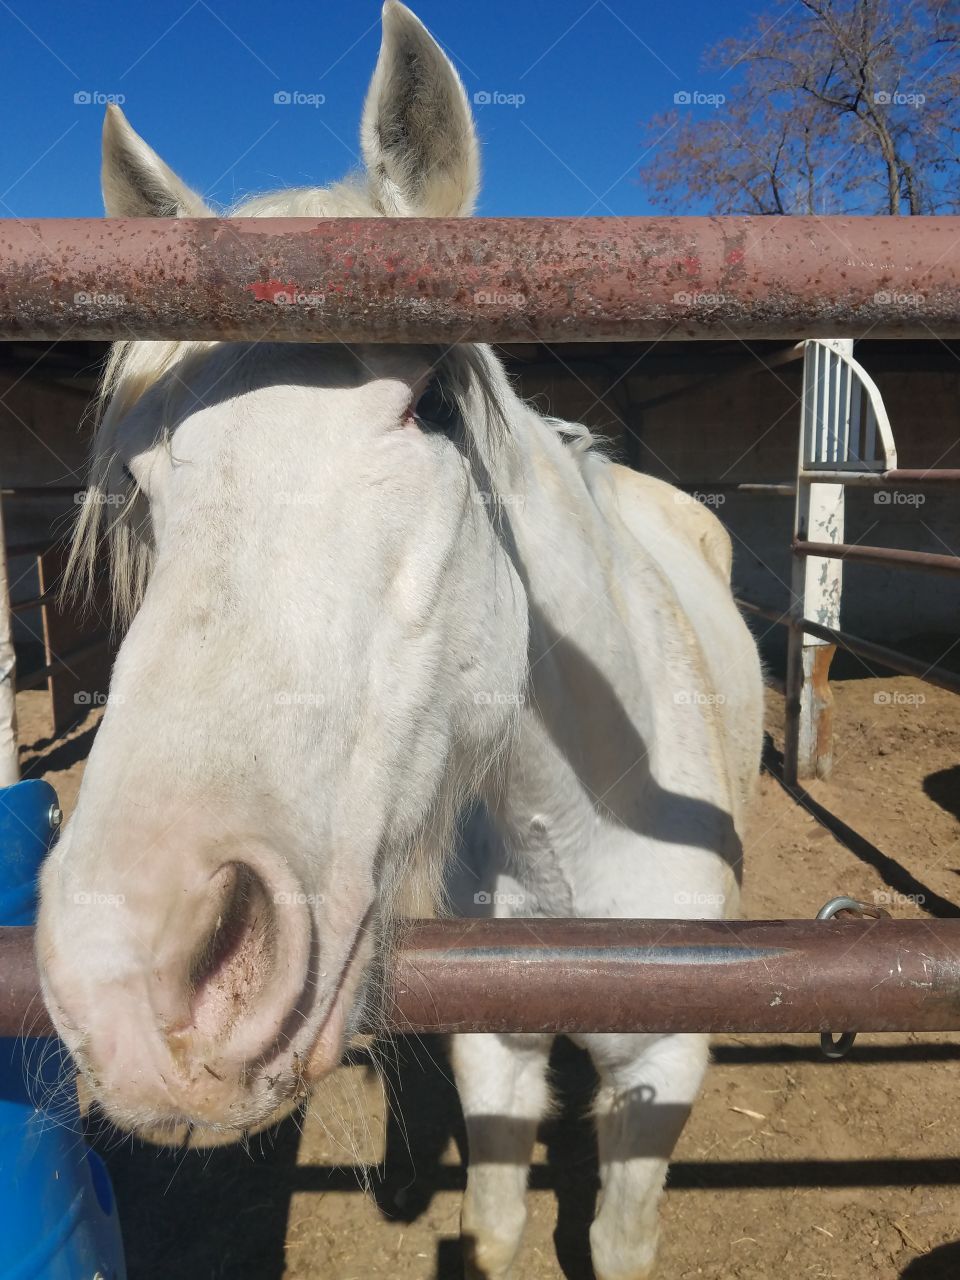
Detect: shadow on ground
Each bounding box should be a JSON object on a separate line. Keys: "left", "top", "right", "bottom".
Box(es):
{"left": 901, "top": 1241, "right": 960, "bottom": 1278}
{"left": 924, "top": 765, "right": 960, "bottom": 823}
{"left": 91, "top": 1036, "right": 603, "bottom": 1280}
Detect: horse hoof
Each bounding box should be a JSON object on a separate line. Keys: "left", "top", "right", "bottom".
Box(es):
{"left": 594, "top": 1266, "right": 656, "bottom": 1280}
{"left": 461, "top": 1231, "right": 519, "bottom": 1280}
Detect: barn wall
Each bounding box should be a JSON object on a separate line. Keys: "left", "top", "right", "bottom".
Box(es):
{"left": 0, "top": 350, "right": 110, "bottom": 726}
{"left": 0, "top": 369, "right": 92, "bottom": 652}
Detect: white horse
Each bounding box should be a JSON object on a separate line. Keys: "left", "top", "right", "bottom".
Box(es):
{"left": 36, "top": 5, "right": 763, "bottom": 1277}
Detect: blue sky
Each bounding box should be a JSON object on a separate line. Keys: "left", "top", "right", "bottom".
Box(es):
{"left": 0, "top": 0, "right": 756, "bottom": 219}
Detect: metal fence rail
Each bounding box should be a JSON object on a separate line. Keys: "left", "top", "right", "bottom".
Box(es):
{"left": 3, "top": 217, "right": 960, "bottom": 344}
{"left": 7, "top": 917, "right": 960, "bottom": 1037}
{"left": 792, "top": 540, "right": 960, "bottom": 575}
{"left": 737, "top": 602, "right": 960, "bottom": 697}
{"left": 2, "top": 216, "right": 959, "bottom": 1040}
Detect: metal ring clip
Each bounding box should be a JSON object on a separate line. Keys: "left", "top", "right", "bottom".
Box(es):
{"left": 816, "top": 897, "right": 890, "bottom": 1060}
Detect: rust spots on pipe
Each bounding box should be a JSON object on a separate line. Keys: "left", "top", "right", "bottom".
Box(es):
{"left": 794, "top": 540, "right": 960, "bottom": 575}
{"left": 2, "top": 217, "right": 960, "bottom": 343}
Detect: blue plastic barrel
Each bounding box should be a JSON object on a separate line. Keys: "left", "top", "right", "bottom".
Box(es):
{"left": 0, "top": 779, "right": 126, "bottom": 1279}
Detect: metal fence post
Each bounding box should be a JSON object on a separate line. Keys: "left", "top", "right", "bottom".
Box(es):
{"left": 784, "top": 341, "right": 850, "bottom": 783}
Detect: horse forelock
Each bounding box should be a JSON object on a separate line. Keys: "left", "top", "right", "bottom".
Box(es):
{"left": 68, "top": 183, "right": 523, "bottom": 628}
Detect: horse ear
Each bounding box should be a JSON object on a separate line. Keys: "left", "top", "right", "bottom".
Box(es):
{"left": 101, "top": 105, "right": 211, "bottom": 218}
{"left": 361, "top": 2, "right": 479, "bottom": 216}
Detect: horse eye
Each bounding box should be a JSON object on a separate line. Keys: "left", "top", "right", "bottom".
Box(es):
{"left": 414, "top": 378, "right": 458, "bottom": 433}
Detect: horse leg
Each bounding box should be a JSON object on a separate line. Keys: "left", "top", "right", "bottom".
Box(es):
{"left": 450, "top": 1031, "right": 553, "bottom": 1280}
{"left": 582, "top": 1032, "right": 709, "bottom": 1280}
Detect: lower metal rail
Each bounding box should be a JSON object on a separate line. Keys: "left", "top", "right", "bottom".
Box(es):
{"left": 4, "top": 918, "right": 960, "bottom": 1038}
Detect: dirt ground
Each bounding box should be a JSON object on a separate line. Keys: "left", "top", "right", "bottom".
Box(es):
{"left": 17, "top": 668, "right": 960, "bottom": 1280}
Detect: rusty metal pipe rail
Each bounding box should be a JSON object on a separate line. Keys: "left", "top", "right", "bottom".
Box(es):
{"left": 800, "top": 470, "right": 960, "bottom": 487}
{"left": 15, "top": 638, "right": 111, "bottom": 693}
{"left": 742, "top": 596, "right": 957, "bottom": 696}
{"left": 6, "top": 540, "right": 54, "bottom": 558}
{"left": 682, "top": 482, "right": 797, "bottom": 495}
{"left": 5, "top": 918, "right": 960, "bottom": 1038}
{"left": 735, "top": 597, "right": 791, "bottom": 626}
{"left": 797, "top": 619, "right": 960, "bottom": 695}
{"left": 794, "top": 540, "right": 960, "bottom": 575}
{"left": 9, "top": 592, "right": 56, "bottom": 615}
{"left": 1, "top": 488, "right": 82, "bottom": 500}
{"left": 736, "top": 599, "right": 960, "bottom": 695}
{"left": 720, "top": 472, "right": 960, "bottom": 494}
{"left": 4, "top": 217, "right": 960, "bottom": 344}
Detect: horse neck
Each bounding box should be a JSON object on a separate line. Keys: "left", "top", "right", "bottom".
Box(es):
{"left": 503, "top": 407, "right": 615, "bottom": 657}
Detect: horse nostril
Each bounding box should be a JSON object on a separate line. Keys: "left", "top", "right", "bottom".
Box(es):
{"left": 184, "top": 861, "right": 276, "bottom": 1044}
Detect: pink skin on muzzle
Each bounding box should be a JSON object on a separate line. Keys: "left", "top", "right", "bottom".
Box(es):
{"left": 38, "top": 829, "right": 374, "bottom": 1131}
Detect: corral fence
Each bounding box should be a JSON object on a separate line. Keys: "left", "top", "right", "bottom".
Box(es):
{"left": 687, "top": 336, "right": 960, "bottom": 782}
{"left": 0, "top": 215, "right": 958, "bottom": 1036}
{"left": 3, "top": 493, "right": 112, "bottom": 721}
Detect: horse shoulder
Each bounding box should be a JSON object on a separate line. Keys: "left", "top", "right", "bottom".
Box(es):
{"left": 604, "top": 463, "right": 733, "bottom": 582}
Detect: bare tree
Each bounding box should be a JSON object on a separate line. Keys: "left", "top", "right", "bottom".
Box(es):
{"left": 641, "top": 0, "right": 960, "bottom": 214}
